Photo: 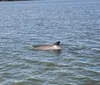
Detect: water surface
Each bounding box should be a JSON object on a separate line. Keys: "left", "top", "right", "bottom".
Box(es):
{"left": 0, "top": 0, "right": 100, "bottom": 85}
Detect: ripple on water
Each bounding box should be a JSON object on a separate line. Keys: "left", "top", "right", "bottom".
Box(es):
{"left": 0, "top": 1, "right": 100, "bottom": 85}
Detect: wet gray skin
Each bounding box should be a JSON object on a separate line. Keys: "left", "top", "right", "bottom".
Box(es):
{"left": 32, "top": 41, "right": 62, "bottom": 51}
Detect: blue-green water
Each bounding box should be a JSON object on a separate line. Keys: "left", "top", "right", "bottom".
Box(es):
{"left": 0, "top": 0, "right": 100, "bottom": 85}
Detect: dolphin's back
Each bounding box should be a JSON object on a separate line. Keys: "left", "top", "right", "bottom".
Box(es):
{"left": 32, "top": 41, "right": 62, "bottom": 51}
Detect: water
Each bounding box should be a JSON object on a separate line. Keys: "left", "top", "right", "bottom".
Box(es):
{"left": 0, "top": 0, "right": 100, "bottom": 85}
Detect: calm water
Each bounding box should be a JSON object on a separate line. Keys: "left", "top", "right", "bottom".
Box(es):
{"left": 0, "top": 0, "right": 100, "bottom": 85}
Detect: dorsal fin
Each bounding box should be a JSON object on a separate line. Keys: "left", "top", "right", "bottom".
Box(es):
{"left": 53, "top": 41, "right": 60, "bottom": 46}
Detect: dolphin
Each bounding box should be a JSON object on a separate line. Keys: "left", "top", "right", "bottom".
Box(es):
{"left": 32, "top": 41, "right": 62, "bottom": 51}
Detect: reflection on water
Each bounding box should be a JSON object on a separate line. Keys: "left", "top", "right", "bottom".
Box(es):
{"left": 0, "top": 0, "right": 100, "bottom": 85}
